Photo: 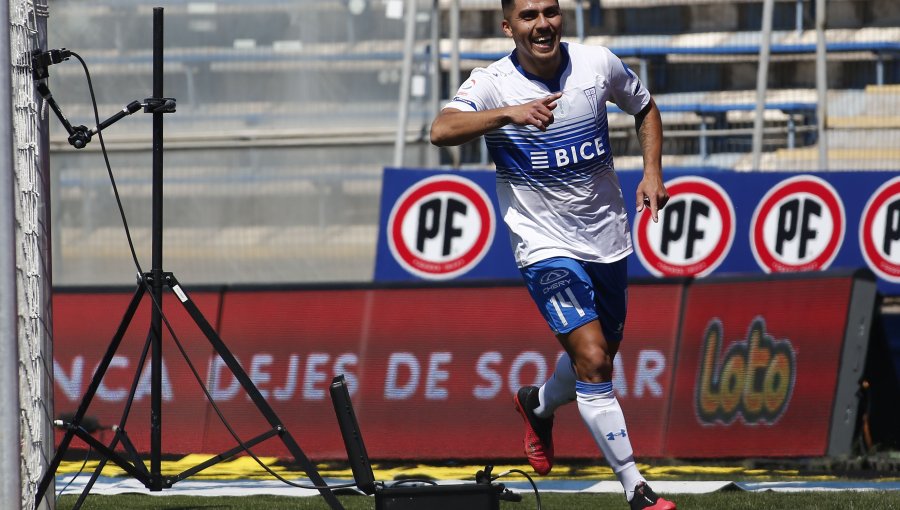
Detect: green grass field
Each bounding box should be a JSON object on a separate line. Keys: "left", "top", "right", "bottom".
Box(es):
{"left": 52, "top": 455, "right": 900, "bottom": 509}
{"left": 57, "top": 491, "right": 900, "bottom": 510}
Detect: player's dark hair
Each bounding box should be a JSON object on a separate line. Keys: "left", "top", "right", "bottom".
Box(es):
{"left": 502, "top": 0, "right": 560, "bottom": 15}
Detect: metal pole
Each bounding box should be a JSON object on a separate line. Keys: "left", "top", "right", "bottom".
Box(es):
{"left": 429, "top": 0, "right": 440, "bottom": 167}
{"left": 815, "top": 0, "right": 828, "bottom": 170}
{"left": 751, "top": 0, "right": 774, "bottom": 171}
{"left": 638, "top": 57, "right": 648, "bottom": 89}
{"left": 0, "top": 0, "right": 23, "bottom": 506}
{"left": 150, "top": 6, "right": 165, "bottom": 491}
{"left": 393, "top": 0, "right": 418, "bottom": 167}
{"left": 575, "top": 0, "right": 585, "bottom": 42}
{"left": 699, "top": 117, "right": 708, "bottom": 160}
{"left": 788, "top": 115, "right": 796, "bottom": 149}
{"left": 449, "top": 0, "right": 461, "bottom": 167}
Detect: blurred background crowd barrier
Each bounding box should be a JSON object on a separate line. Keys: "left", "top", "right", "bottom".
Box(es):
{"left": 44, "top": 0, "right": 900, "bottom": 286}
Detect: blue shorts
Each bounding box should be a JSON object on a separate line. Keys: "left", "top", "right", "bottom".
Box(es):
{"left": 520, "top": 257, "right": 628, "bottom": 341}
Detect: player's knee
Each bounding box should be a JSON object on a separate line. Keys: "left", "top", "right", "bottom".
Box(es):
{"left": 572, "top": 346, "right": 614, "bottom": 382}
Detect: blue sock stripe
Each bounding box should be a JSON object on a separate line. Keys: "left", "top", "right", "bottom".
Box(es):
{"left": 575, "top": 380, "right": 613, "bottom": 395}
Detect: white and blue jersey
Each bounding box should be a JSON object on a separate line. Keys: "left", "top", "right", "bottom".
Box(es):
{"left": 444, "top": 42, "right": 650, "bottom": 268}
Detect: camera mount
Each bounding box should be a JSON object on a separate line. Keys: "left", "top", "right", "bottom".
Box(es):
{"left": 33, "top": 8, "right": 344, "bottom": 510}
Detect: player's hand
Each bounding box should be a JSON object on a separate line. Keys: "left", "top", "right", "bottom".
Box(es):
{"left": 508, "top": 93, "right": 562, "bottom": 131}
{"left": 636, "top": 173, "right": 669, "bottom": 223}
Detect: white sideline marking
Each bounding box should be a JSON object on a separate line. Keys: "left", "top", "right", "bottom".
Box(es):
{"left": 56, "top": 476, "right": 900, "bottom": 497}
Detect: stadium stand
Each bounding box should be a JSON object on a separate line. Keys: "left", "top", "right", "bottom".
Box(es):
{"left": 44, "top": 0, "right": 900, "bottom": 284}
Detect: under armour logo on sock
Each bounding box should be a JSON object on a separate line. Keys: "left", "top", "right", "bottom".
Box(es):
{"left": 606, "top": 429, "right": 627, "bottom": 441}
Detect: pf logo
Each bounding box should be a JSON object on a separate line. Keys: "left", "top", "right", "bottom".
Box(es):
{"left": 750, "top": 175, "right": 845, "bottom": 273}
{"left": 387, "top": 174, "right": 495, "bottom": 280}
{"left": 860, "top": 176, "right": 900, "bottom": 282}
{"left": 633, "top": 176, "right": 735, "bottom": 277}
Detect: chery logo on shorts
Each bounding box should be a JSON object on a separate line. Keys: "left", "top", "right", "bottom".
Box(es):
{"left": 751, "top": 175, "right": 845, "bottom": 273}
{"left": 633, "top": 176, "right": 735, "bottom": 277}
{"left": 539, "top": 269, "right": 570, "bottom": 285}
{"left": 387, "top": 175, "right": 495, "bottom": 280}
{"left": 860, "top": 175, "right": 900, "bottom": 282}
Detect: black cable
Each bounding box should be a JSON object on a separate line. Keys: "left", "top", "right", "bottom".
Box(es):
{"left": 55, "top": 436, "right": 92, "bottom": 500}
{"left": 70, "top": 51, "right": 145, "bottom": 277}
{"left": 493, "top": 469, "right": 542, "bottom": 510}
{"left": 67, "top": 53, "right": 358, "bottom": 493}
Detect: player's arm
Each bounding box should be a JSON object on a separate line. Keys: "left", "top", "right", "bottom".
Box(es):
{"left": 430, "top": 93, "right": 562, "bottom": 147}
{"left": 633, "top": 97, "right": 668, "bottom": 222}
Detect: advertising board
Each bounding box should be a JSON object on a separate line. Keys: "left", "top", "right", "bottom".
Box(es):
{"left": 52, "top": 282, "right": 683, "bottom": 459}
{"left": 665, "top": 271, "right": 875, "bottom": 457}
{"left": 376, "top": 168, "right": 900, "bottom": 297}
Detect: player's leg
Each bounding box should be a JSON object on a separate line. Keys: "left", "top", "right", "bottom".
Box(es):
{"left": 512, "top": 351, "right": 576, "bottom": 475}
{"left": 515, "top": 257, "right": 596, "bottom": 475}
{"left": 568, "top": 330, "right": 677, "bottom": 510}
{"left": 563, "top": 321, "right": 646, "bottom": 497}
{"left": 561, "top": 259, "right": 674, "bottom": 509}
{"left": 535, "top": 351, "right": 576, "bottom": 417}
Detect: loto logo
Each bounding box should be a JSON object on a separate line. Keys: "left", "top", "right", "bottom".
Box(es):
{"left": 633, "top": 176, "right": 735, "bottom": 277}
{"left": 860, "top": 176, "right": 900, "bottom": 282}
{"left": 695, "top": 318, "right": 796, "bottom": 426}
{"left": 387, "top": 175, "right": 495, "bottom": 280}
{"left": 751, "top": 175, "right": 845, "bottom": 273}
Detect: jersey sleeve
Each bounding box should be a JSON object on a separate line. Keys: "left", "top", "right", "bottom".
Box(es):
{"left": 442, "top": 68, "right": 499, "bottom": 112}
{"left": 603, "top": 47, "right": 651, "bottom": 116}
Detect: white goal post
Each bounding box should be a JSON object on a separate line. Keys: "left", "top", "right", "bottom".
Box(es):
{"left": 3, "top": 0, "right": 53, "bottom": 508}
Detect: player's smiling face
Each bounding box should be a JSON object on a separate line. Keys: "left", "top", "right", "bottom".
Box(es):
{"left": 502, "top": 0, "right": 563, "bottom": 79}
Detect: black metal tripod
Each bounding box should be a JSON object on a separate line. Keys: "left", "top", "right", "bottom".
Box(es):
{"left": 34, "top": 8, "right": 344, "bottom": 510}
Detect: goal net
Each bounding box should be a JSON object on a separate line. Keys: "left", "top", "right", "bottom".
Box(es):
{"left": 3, "top": 0, "right": 53, "bottom": 508}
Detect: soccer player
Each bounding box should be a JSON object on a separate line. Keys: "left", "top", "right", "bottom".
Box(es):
{"left": 430, "top": 1, "right": 674, "bottom": 509}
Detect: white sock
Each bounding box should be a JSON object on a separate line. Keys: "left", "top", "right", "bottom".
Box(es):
{"left": 575, "top": 381, "right": 645, "bottom": 501}
{"left": 534, "top": 352, "right": 576, "bottom": 418}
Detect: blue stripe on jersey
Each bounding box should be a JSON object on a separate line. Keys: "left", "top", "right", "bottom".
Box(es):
{"left": 493, "top": 156, "right": 612, "bottom": 188}
{"left": 487, "top": 116, "right": 613, "bottom": 188}
{"left": 496, "top": 164, "right": 599, "bottom": 188}
{"left": 451, "top": 97, "right": 478, "bottom": 111}
{"left": 486, "top": 114, "right": 599, "bottom": 147}
{"left": 488, "top": 126, "right": 606, "bottom": 152}
{"left": 575, "top": 380, "right": 614, "bottom": 395}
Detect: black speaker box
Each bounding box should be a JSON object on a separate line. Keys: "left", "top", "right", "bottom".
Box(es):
{"left": 374, "top": 482, "right": 500, "bottom": 510}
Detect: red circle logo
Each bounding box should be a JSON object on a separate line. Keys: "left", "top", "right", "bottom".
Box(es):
{"left": 860, "top": 176, "right": 900, "bottom": 282}
{"left": 387, "top": 175, "right": 495, "bottom": 280}
{"left": 750, "top": 175, "right": 845, "bottom": 273}
{"left": 633, "top": 176, "right": 735, "bottom": 277}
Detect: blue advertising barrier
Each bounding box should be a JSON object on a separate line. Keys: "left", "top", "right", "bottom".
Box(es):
{"left": 375, "top": 167, "right": 900, "bottom": 295}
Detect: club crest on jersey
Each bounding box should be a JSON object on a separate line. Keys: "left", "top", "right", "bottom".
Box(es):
{"left": 583, "top": 88, "right": 598, "bottom": 118}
